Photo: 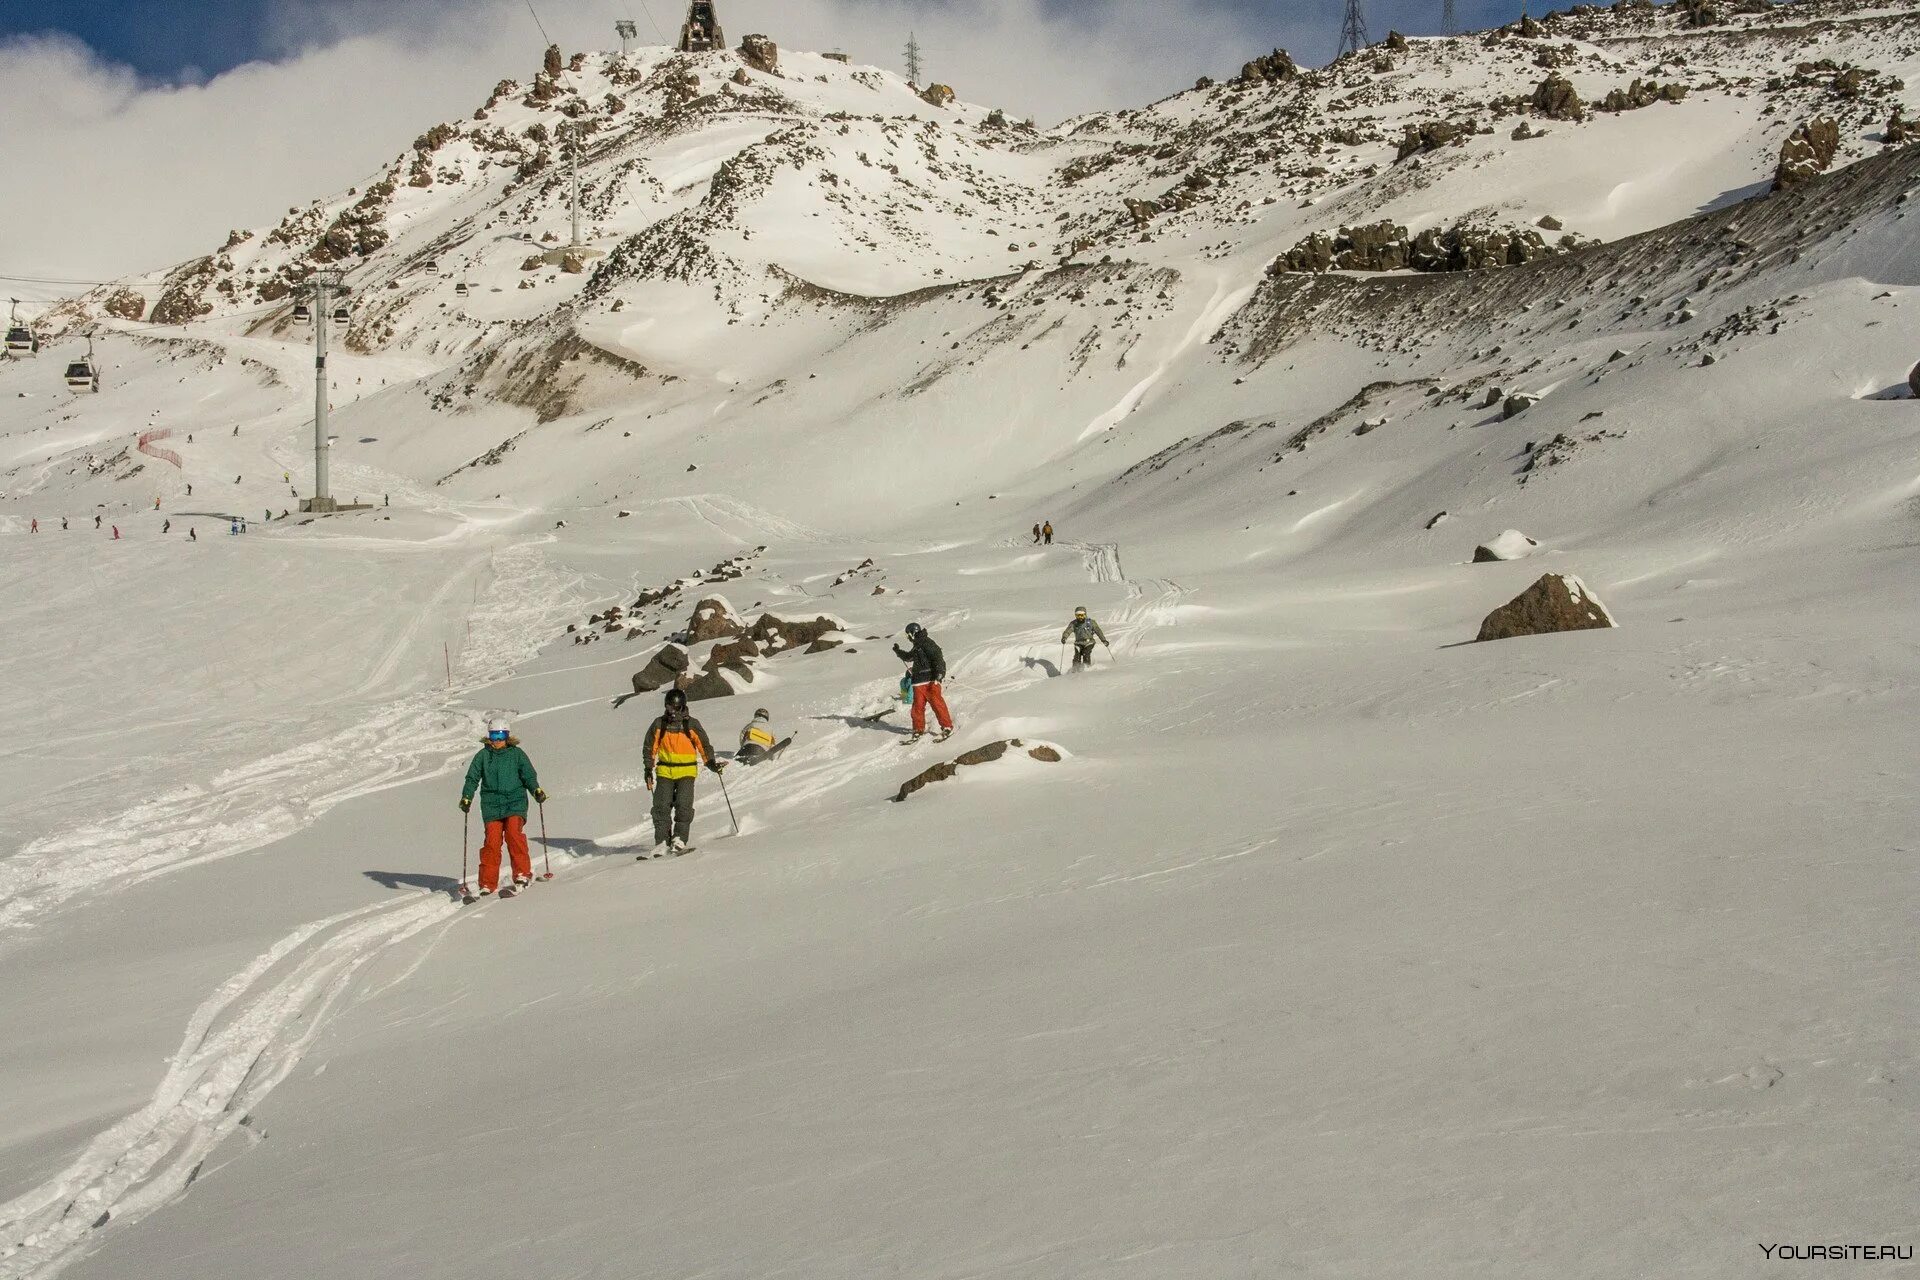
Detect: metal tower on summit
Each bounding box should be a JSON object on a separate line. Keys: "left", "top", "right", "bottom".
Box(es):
{"left": 679, "top": 1, "right": 724, "bottom": 52}
{"left": 1336, "top": 0, "right": 1373, "bottom": 57}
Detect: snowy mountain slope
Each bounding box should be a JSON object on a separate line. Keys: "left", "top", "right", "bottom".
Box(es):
{"left": 2, "top": 4, "right": 1918, "bottom": 1277}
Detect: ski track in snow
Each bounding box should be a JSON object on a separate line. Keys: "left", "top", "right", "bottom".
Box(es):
{"left": 0, "top": 895, "right": 455, "bottom": 1280}
{"left": 0, "top": 543, "right": 590, "bottom": 1279}
{"left": 0, "top": 542, "right": 586, "bottom": 939}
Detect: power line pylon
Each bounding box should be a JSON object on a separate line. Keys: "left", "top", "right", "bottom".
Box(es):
{"left": 1337, "top": 0, "right": 1373, "bottom": 58}
{"left": 1443, "top": 0, "right": 1460, "bottom": 35}
{"left": 904, "top": 31, "right": 924, "bottom": 85}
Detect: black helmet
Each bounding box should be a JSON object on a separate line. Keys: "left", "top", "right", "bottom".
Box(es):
{"left": 754, "top": 707, "right": 770, "bottom": 719}
{"left": 904, "top": 622, "right": 924, "bottom": 637}
{"left": 664, "top": 688, "right": 688, "bottom": 710}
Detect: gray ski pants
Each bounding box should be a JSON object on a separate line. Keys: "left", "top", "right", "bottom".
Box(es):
{"left": 651, "top": 776, "right": 696, "bottom": 844}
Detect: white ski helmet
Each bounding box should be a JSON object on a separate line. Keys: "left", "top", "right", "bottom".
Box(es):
{"left": 485, "top": 714, "right": 512, "bottom": 740}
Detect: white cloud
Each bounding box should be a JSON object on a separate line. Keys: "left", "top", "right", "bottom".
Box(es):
{"left": 0, "top": 0, "right": 1310, "bottom": 283}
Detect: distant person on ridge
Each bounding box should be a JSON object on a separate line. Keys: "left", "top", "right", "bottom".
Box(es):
{"left": 1031, "top": 523, "right": 1042, "bottom": 545}
{"left": 643, "top": 688, "right": 722, "bottom": 856}
{"left": 735, "top": 708, "right": 792, "bottom": 765}
{"left": 460, "top": 715, "right": 547, "bottom": 897}
{"left": 1061, "top": 606, "right": 1110, "bottom": 671}
{"left": 891, "top": 622, "right": 954, "bottom": 744}
{"left": 1042, "top": 520, "right": 1054, "bottom": 545}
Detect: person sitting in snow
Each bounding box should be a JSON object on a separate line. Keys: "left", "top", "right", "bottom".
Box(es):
{"left": 460, "top": 715, "right": 548, "bottom": 896}
{"left": 736, "top": 708, "right": 792, "bottom": 765}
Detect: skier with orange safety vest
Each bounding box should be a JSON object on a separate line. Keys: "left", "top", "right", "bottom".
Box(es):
{"left": 642, "top": 688, "right": 723, "bottom": 857}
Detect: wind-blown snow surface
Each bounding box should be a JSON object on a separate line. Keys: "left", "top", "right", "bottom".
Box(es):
{"left": 3, "top": 7, "right": 1919, "bottom": 1277}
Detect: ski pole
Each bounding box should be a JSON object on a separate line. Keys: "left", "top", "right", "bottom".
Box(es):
{"left": 716, "top": 765, "right": 741, "bottom": 836}
{"left": 460, "top": 809, "right": 474, "bottom": 904}
{"left": 538, "top": 801, "right": 554, "bottom": 881}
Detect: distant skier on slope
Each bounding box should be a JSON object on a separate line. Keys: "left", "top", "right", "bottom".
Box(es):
{"left": 1061, "top": 606, "right": 1110, "bottom": 671}
{"left": 735, "top": 708, "right": 792, "bottom": 765}
{"left": 643, "top": 688, "right": 722, "bottom": 856}
{"left": 1042, "top": 520, "right": 1054, "bottom": 545}
{"left": 460, "top": 715, "right": 548, "bottom": 897}
{"left": 891, "top": 622, "right": 954, "bottom": 744}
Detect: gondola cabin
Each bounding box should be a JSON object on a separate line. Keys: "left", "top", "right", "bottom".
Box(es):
{"left": 292, "top": 303, "right": 312, "bottom": 323}
{"left": 64, "top": 358, "right": 99, "bottom": 392}
{"left": 5, "top": 326, "right": 36, "bottom": 355}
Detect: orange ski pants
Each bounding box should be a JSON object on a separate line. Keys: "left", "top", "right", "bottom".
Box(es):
{"left": 480, "top": 815, "right": 531, "bottom": 892}
{"left": 911, "top": 681, "right": 954, "bottom": 734}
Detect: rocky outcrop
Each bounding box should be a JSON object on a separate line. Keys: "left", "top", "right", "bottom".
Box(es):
{"left": 102, "top": 290, "right": 147, "bottom": 322}
{"left": 1124, "top": 197, "right": 1162, "bottom": 226}
{"left": 1238, "top": 48, "right": 1299, "bottom": 84}
{"left": 1475, "top": 574, "right": 1615, "bottom": 643}
{"left": 542, "top": 43, "right": 564, "bottom": 79}
{"left": 151, "top": 256, "right": 219, "bottom": 325}
{"left": 703, "top": 636, "right": 761, "bottom": 673}
{"left": 1909, "top": 360, "right": 1920, "bottom": 398}
{"left": 1396, "top": 119, "right": 1467, "bottom": 161}
{"left": 894, "top": 739, "right": 1063, "bottom": 802}
{"left": 1531, "top": 74, "right": 1585, "bottom": 121}
{"left": 1596, "top": 79, "right": 1687, "bottom": 112}
{"left": 1774, "top": 117, "right": 1841, "bottom": 190}
{"left": 738, "top": 34, "right": 779, "bottom": 75}
{"left": 746, "top": 612, "right": 842, "bottom": 654}
{"left": 686, "top": 597, "right": 746, "bottom": 643}
{"left": 919, "top": 83, "right": 956, "bottom": 108}
{"left": 1887, "top": 106, "right": 1911, "bottom": 146}
{"left": 629, "top": 644, "right": 689, "bottom": 695}
{"left": 1503, "top": 392, "right": 1541, "bottom": 418}
{"left": 1473, "top": 530, "right": 1539, "bottom": 562}
{"left": 684, "top": 669, "right": 737, "bottom": 701}
{"left": 1275, "top": 221, "right": 1577, "bottom": 274}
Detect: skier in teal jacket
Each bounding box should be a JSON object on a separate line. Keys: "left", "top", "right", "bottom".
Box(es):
{"left": 460, "top": 715, "right": 547, "bottom": 895}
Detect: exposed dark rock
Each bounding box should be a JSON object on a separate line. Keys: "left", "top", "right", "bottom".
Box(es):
{"left": 919, "top": 83, "right": 956, "bottom": 108}
{"left": 629, "top": 644, "right": 689, "bottom": 695}
{"left": 684, "top": 669, "right": 736, "bottom": 701}
{"left": 747, "top": 612, "right": 841, "bottom": 653}
{"left": 738, "top": 34, "right": 779, "bottom": 75}
{"left": 1476, "top": 574, "right": 1616, "bottom": 642}
{"left": 1909, "top": 360, "right": 1920, "bottom": 398}
{"left": 1503, "top": 392, "right": 1541, "bottom": 418}
{"left": 1385, "top": 30, "right": 1409, "bottom": 50}
{"left": 703, "top": 636, "right": 761, "bottom": 672}
{"left": 1774, "top": 117, "right": 1841, "bottom": 190}
{"left": 1238, "top": 48, "right": 1299, "bottom": 84}
{"left": 102, "top": 290, "right": 147, "bottom": 322}
{"left": 894, "top": 738, "right": 1060, "bottom": 801}
{"left": 1887, "top": 106, "right": 1911, "bottom": 146}
{"left": 542, "top": 44, "right": 564, "bottom": 79}
{"left": 1531, "top": 74, "right": 1585, "bottom": 121}
{"left": 1397, "top": 119, "right": 1466, "bottom": 161}
{"left": 686, "top": 597, "right": 746, "bottom": 643}
{"left": 1537, "top": 214, "right": 1564, "bottom": 231}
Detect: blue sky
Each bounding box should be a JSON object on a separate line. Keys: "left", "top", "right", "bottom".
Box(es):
{"left": 1, "top": 0, "right": 1505, "bottom": 84}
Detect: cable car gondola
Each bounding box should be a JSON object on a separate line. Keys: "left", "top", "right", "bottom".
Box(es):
{"left": 292, "top": 302, "right": 312, "bottom": 324}
{"left": 331, "top": 306, "right": 350, "bottom": 325}
{"left": 454, "top": 281, "right": 470, "bottom": 298}
{"left": 65, "top": 336, "right": 100, "bottom": 393}
{"left": 6, "top": 299, "right": 39, "bottom": 355}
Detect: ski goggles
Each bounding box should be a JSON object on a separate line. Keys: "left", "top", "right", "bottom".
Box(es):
{"left": 488, "top": 730, "right": 510, "bottom": 743}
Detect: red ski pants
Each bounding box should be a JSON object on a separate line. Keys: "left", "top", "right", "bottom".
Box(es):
{"left": 911, "top": 680, "right": 954, "bottom": 734}
{"left": 480, "top": 815, "right": 531, "bottom": 892}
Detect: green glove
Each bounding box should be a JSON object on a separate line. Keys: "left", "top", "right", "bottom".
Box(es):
{"left": 533, "top": 788, "right": 549, "bottom": 804}
{"left": 459, "top": 796, "right": 472, "bottom": 813}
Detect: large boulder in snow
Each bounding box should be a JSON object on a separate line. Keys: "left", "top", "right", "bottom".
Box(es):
{"left": 894, "top": 739, "right": 1063, "bottom": 802}
{"left": 738, "top": 34, "right": 779, "bottom": 74}
{"left": 630, "top": 643, "right": 689, "bottom": 694}
{"left": 748, "top": 612, "right": 843, "bottom": 654}
{"left": 686, "top": 597, "right": 746, "bottom": 643}
{"left": 1238, "top": 48, "right": 1299, "bottom": 84}
{"left": 703, "top": 635, "right": 761, "bottom": 673}
{"left": 1476, "top": 574, "right": 1615, "bottom": 643}
{"left": 684, "top": 668, "right": 738, "bottom": 701}
{"left": 1908, "top": 360, "right": 1920, "bottom": 398}
{"left": 1531, "top": 74, "right": 1585, "bottom": 121}
{"left": 1503, "top": 392, "right": 1542, "bottom": 418}
{"left": 919, "top": 83, "right": 956, "bottom": 108}
{"left": 1473, "top": 530, "right": 1540, "bottom": 562}
{"left": 1773, "top": 117, "right": 1841, "bottom": 190}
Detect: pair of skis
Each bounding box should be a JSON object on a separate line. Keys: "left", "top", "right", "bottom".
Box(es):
{"left": 460, "top": 803, "right": 556, "bottom": 906}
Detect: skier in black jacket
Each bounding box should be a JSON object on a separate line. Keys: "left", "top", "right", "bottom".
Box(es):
{"left": 891, "top": 622, "right": 954, "bottom": 743}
